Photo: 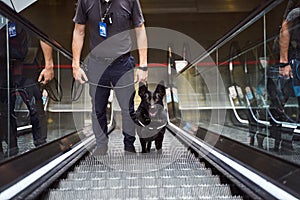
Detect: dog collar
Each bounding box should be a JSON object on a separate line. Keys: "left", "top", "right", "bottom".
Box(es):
{"left": 155, "top": 122, "right": 167, "bottom": 130}
{"left": 138, "top": 120, "right": 167, "bottom": 130}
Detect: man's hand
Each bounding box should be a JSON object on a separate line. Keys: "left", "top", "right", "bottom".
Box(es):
{"left": 135, "top": 68, "right": 148, "bottom": 82}
{"left": 73, "top": 66, "right": 88, "bottom": 84}
{"left": 38, "top": 68, "right": 54, "bottom": 84}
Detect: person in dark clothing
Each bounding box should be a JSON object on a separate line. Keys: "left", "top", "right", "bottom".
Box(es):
{"left": 72, "top": 0, "right": 148, "bottom": 155}
{"left": 268, "top": 0, "right": 300, "bottom": 152}
{"left": 0, "top": 21, "right": 54, "bottom": 158}
{"left": 279, "top": 0, "right": 300, "bottom": 77}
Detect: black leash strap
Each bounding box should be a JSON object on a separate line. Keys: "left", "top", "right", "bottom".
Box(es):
{"left": 40, "top": 77, "right": 63, "bottom": 102}
{"left": 71, "top": 78, "right": 84, "bottom": 102}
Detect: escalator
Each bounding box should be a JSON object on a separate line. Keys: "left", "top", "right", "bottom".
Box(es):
{"left": 43, "top": 130, "right": 242, "bottom": 199}
{"left": 0, "top": 2, "right": 246, "bottom": 197}
{"left": 1, "top": 0, "right": 300, "bottom": 200}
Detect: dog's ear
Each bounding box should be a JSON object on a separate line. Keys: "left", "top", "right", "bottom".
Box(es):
{"left": 138, "top": 82, "right": 148, "bottom": 97}
{"left": 154, "top": 80, "right": 166, "bottom": 97}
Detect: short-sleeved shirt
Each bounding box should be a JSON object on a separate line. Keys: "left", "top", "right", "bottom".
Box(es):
{"left": 283, "top": 0, "right": 300, "bottom": 48}
{"left": 73, "top": 0, "right": 144, "bottom": 58}
{"left": 284, "top": 0, "right": 300, "bottom": 20}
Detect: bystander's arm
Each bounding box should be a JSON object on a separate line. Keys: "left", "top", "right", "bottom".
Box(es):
{"left": 279, "top": 20, "right": 293, "bottom": 78}
{"left": 38, "top": 41, "right": 54, "bottom": 84}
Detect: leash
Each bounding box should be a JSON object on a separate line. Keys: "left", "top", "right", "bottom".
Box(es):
{"left": 39, "top": 78, "right": 63, "bottom": 102}
{"left": 0, "top": 77, "right": 62, "bottom": 102}
{"left": 71, "top": 78, "right": 138, "bottom": 102}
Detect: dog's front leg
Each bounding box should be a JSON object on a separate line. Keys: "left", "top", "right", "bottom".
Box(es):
{"left": 146, "top": 141, "right": 152, "bottom": 152}
{"left": 155, "top": 129, "right": 165, "bottom": 151}
{"left": 140, "top": 138, "right": 148, "bottom": 153}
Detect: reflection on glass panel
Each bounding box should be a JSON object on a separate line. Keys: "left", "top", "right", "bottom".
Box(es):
{"left": 0, "top": 12, "right": 81, "bottom": 163}
{"left": 171, "top": 0, "right": 300, "bottom": 166}
{"left": 0, "top": 15, "right": 11, "bottom": 160}
{"left": 0, "top": 19, "right": 49, "bottom": 160}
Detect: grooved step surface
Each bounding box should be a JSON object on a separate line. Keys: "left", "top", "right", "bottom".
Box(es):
{"left": 57, "top": 176, "right": 222, "bottom": 190}
{"left": 44, "top": 129, "right": 243, "bottom": 200}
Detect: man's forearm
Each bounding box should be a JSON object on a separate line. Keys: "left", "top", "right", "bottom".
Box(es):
{"left": 40, "top": 41, "right": 54, "bottom": 69}
{"left": 280, "top": 20, "right": 290, "bottom": 63}
{"left": 72, "top": 24, "right": 85, "bottom": 68}
{"left": 135, "top": 24, "right": 148, "bottom": 66}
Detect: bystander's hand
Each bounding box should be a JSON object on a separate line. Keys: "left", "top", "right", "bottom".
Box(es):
{"left": 279, "top": 65, "right": 293, "bottom": 78}
{"left": 38, "top": 67, "right": 54, "bottom": 84}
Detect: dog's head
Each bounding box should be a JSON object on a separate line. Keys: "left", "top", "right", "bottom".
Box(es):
{"left": 138, "top": 80, "right": 166, "bottom": 119}
{"left": 136, "top": 81, "right": 167, "bottom": 140}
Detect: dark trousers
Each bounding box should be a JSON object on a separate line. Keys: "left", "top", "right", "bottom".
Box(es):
{"left": 0, "top": 76, "right": 47, "bottom": 157}
{"left": 13, "top": 76, "right": 47, "bottom": 146}
{"left": 0, "top": 100, "right": 18, "bottom": 156}
{"left": 87, "top": 54, "right": 136, "bottom": 148}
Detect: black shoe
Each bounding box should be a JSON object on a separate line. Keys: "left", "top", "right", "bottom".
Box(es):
{"left": 34, "top": 140, "right": 47, "bottom": 147}
{"left": 124, "top": 145, "right": 136, "bottom": 154}
{"left": 92, "top": 146, "right": 108, "bottom": 156}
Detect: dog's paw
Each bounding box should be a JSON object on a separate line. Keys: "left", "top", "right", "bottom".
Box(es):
{"left": 156, "top": 149, "right": 162, "bottom": 154}
{"left": 141, "top": 149, "right": 150, "bottom": 153}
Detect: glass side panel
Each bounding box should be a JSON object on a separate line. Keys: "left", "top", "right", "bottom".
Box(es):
{"left": 0, "top": 15, "right": 11, "bottom": 159}
{"left": 173, "top": 1, "right": 300, "bottom": 165}
{"left": 0, "top": 8, "right": 88, "bottom": 163}
{"left": 2, "top": 0, "right": 299, "bottom": 168}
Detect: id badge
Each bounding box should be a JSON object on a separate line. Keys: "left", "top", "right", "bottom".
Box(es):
{"left": 8, "top": 22, "right": 17, "bottom": 38}
{"left": 99, "top": 21, "right": 107, "bottom": 38}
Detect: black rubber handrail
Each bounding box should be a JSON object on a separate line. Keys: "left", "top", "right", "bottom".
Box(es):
{"left": 178, "top": 0, "right": 285, "bottom": 74}
{"left": 0, "top": 122, "right": 116, "bottom": 199}
{"left": 167, "top": 123, "right": 300, "bottom": 199}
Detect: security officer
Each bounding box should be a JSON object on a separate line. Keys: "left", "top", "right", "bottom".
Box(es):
{"left": 72, "top": 0, "right": 148, "bottom": 155}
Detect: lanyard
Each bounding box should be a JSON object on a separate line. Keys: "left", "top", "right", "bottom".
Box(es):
{"left": 99, "top": 0, "right": 112, "bottom": 22}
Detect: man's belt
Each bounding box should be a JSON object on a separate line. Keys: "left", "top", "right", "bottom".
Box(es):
{"left": 89, "top": 52, "right": 130, "bottom": 64}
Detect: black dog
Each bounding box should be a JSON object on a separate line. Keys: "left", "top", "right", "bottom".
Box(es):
{"left": 135, "top": 81, "right": 167, "bottom": 153}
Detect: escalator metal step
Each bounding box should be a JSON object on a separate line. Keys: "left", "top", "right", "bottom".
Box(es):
{"left": 74, "top": 162, "right": 207, "bottom": 172}
{"left": 57, "top": 176, "right": 221, "bottom": 190}
{"left": 67, "top": 169, "right": 213, "bottom": 180}
{"left": 77, "top": 149, "right": 205, "bottom": 173}
{"left": 80, "top": 154, "right": 203, "bottom": 166}
{"left": 46, "top": 186, "right": 242, "bottom": 200}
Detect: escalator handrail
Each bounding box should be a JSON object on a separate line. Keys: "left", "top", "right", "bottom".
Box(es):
{"left": 244, "top": 95, "right": 270, "bottom": 126}
{"left": 228, "top": 94, "right": 249, "bottom": 125}
{"left": 0, "top": 132, "right": 94, "bottom": 199}
{"left": 167, "top": 122, "right": 300, "bottom": 200}
{"left": 178, "top": 0, "right": 285, "bottom": 74}
{"left": 0, "top": 121, "right": 116, "bottom": 199}
{"left": 0, "top": 1, "right": 73, "bottom": 62}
